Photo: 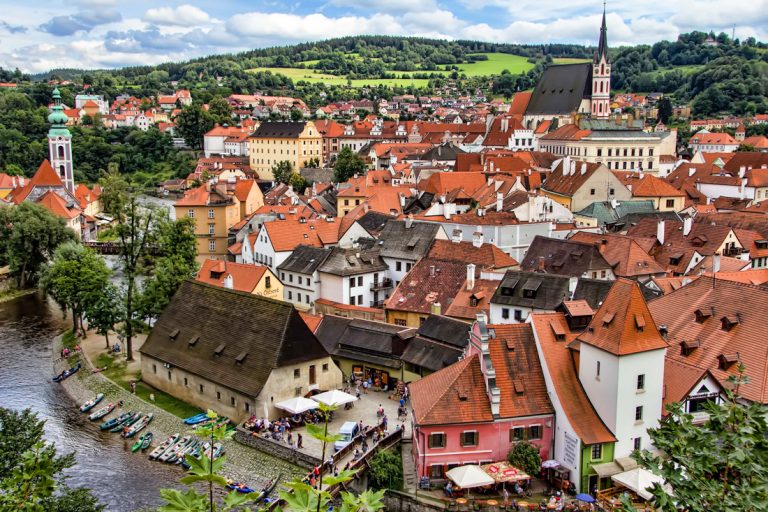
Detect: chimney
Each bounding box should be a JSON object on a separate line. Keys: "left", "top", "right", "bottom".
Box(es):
{"left": 223, "top": 273, "right": 234, "bottom": 289}
{"left": 537, "top": 256, "right": 546, "bottom": 272}
{"left": 501, "top": 117, "right": 509, "bottom": 132}
{"left": 430, "top": 301, "right": 442, "bottom": 315}
{"left": 496, "top": 192, "right": 504, "bottom": 212}
{"left": 405, "top": 215, "right": 413, "bottom": 229}
{"left": 562, "top": 157, "right": 570, "bottom": 176}
{"left": 452, "top": 229, "right": 462, "bottom": 243}
{"left": 466, "top": 263, "right": 476, "bottom": 291}
{"left": 683, "top": 216, "right": 693, "bottom": 237}
{"left": 580, "top": 163, "right": 587, "bottom": 175}
{"left": 490, "top": 161, "right": 495, "bottom": 173}
{"left": 570, "top": 160, "right": 576, "bottom": 175}
{"left": 429, "top": 265, "right": 436, "bottom": 277}
{"left": 399, "top": 194, "right": 406, "bottom": 207}
{"left": 657, "top": 219, "right": 666, "bottom": 245}
{"left": 739, "top": 166, "right": 746, "bottom": 179}
{"left": 712, "top": 253, "right": 721, "bottom": 273}
{"left": 473, "top": 230, "right": 483, "bottom": 248}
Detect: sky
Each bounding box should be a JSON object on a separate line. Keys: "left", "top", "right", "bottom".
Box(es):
{"left": 0, "top": 0, "right": 766, "bottom": 73}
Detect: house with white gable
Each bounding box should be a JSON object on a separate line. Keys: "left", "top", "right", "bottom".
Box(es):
{"left": 277, "top": 245, "right": 332, "bottom": 311}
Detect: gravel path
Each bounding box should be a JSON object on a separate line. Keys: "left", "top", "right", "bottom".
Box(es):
{"left": 53, "top": 335, "right": 304, "bottom": 491}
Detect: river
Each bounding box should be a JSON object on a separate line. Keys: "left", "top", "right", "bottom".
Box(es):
{"left": 0, "top": 293, "right": 180, "bottom": 511}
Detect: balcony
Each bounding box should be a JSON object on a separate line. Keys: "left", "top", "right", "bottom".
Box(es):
{"left": 370, "top": 278, "right": 393, "bottom": 291}
{"left": 369, "top": 299, "right": 386, "bottom": 308}
{"left": 722, "top": 247, "right": 743, "bottom": 257}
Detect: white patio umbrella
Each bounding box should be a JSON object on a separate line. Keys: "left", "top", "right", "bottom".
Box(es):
{"left": 275, "top": 397, "right": 318, "bottom": 415}
{"left": 311, "top": 389, "right": 358, "bottom": 407}
{"left": 611, "top": 468, "right": 672, "bottom": 501}
{"left": 447, "top": 464, "right": 495, "bottom": 489}
{"left": 541, "top": 459, "right": 560, "bottom": 469}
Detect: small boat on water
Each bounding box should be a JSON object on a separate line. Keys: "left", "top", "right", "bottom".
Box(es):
{"left": 109, "top": 412, "right": 140, "bottom": 433}
{"left": 53, "top": 362, "right": 81, "bottom": 382}
{"left": 159, "top": 435, "right": 191, "bottom": 463}
{"left": 89, "top": 403, "right": 116, "bottom": 421}
{"left": 79, "top": 393, "right": 104, "bottom": 412}
{"left": 149, "top": 434, "right": 179, "bottom": 460}
{"left": 183, "top": 413, "right": 208, "bottom": 425}
{"left": 100, "top": 411, "right": 133, "bottom": 431}
{"left": 122, "top": 413, "right": 153, "bottom": 438}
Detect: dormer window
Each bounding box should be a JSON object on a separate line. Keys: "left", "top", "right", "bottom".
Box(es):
{"left": 169, "top": 328, "right": 180, "bottom": 340}
{"left": 719, "top": 353, "right": 739, "bottom": 370}
{"left": 720, "top": 316, "right": 739, "bottom": 332}
{"left": 681, "top": 339, "right": 700, "bottom": 356}
{"left": 214, "top": 343, "right": 226, "bottom": 356}
{"left": 694, "top": 309, "right": 712, "bottom": 323}
{"left": 634, "top": 314, "right": 646, "bottom": 332}
{"left": 602, "top": 312, "right": 615, "bottom": 326}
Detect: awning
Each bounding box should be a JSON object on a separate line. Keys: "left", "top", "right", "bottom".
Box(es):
{"left": 481, "top": 462, "right": 530, "bottom": 483}
{"left": 592, "top": 461, "right": 623, "bottom": 478}
{"left": 615, "top": 457, "right": 639, "bottom": 471}
{"left": 611, "top": 468, "right": 672, "bottom": 501}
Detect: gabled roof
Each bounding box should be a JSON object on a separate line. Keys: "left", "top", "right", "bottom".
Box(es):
{"left": 427, "top": 239, "right": 519, "bottom": 271}
{"left": 251, "top": 121, "right": 308, "bottom": 138}
{"left": 577, "top": 278, "right": 667, "bottom": 356}
{"left": 317, "top": 247, "right": 388, "bottom": 277}
{"left": 263, "top": 216, "right": 340, "bottom": 252}
{"left": 445, "top": 279, "right": 500, "bottom": 320}
{"left": 525, "top": 63, "right": 592, "bottom": 115}
{"left": 37, "top": 190, "right": 80, "bottom": 219}
{"left": 419, "top": 172, "right": 486, "bottom": 197}
{"left": 277, "top": 245, "right": 332, "bottom": 274}
{"left": 195, "top": 259, "right": 268, "bottom": 293}
{"left": 612, "top": 172, "right": 685, "bottom": 198}
{"left": 140, "top": 280, "right": 330, "bottom": 399}
{"left": 490, "top": 270, "right": 571, "bottom": 310}
{"left": 377, "top": 220, "right": 441, "bottom": 261}
{"left": 314, "top": 315, "right": 412, "bottom": 368}
{"left": 416, "top": 315, "right": 470, "bottom": 348}
{"left": 520, "top": 236, "right": 613, "bottom": 278}
{"left": 11, "top": 160, "right": 65, "bottom": 204}
{"left": 386, "top": 258, "right": 474, "bottom": 314}
{"left": 531, "top": 313, "right": 616, "bottom": 444}
{"left": 569, "top": 232, "right": 666, "bottom": 278}
{"left": 689, "top": 131, "right": 738, "bottom": 146}
{"left": 542, "top": 160, "right": 605, "bottom": 197}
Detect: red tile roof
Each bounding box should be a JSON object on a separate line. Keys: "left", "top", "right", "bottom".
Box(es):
{"left": 531, "top": 313, "right": 616, "bottom": 444}
{"left": 538, "top": 123, "right": 591, "bottom": 141}
{"left": 234, "top": 179, "right": 257, "bottom": 202}
{"left": 385, "top": 258, "right": 475, "bottom": 315}
{"left": 11, "top": 160, "right": 64, "bottom": 204}
{"left": 612, "top": 171, "right": 685, "bottom": 197}
{"left": 542, "top": 161, "right": 604, "bottom": 197}
{"left": 569, "top": 232, "right": 666, "bottom": 278}
{"left": 427, "top": 239, "right": 519, "bottom": 270}
{"left": 263, "top": 217, "right": 340, "bottom": 252}
{"left": 508, "top": 92, "right": 532, "bottom": 117}
{"left": 37, "top": 191, "right": 80, "bottom": 219}
{"left": 577, "top": 278, "right": 667, "bottom": 356}
{"left": 195, "top": 259, "right": 268, "bottom": 293}
{"left": 299, "top": 311, "right": 323, "bottom": 333}
{"left": 419, "top": 172, "right": 486, "bottom": 197}
{"left": 444, "top": 279, "right": 499, "bottom": 320}
{"left": 689, "top": 131, "right": 738, "bottom": 146}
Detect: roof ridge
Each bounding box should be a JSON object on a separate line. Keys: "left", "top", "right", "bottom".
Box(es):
{"left": 417, "top": 354, "right": 478, "bottom": 423}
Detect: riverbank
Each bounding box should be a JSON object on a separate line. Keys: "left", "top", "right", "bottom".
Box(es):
{"left": 52, "top": 333, "right": 305, "bottom": 495}
{"left": 0, "top": 287, "right": 36, "bottom": 303}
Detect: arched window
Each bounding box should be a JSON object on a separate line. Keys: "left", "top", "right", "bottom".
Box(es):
{"left": 58, "top": 145, "right": 65, "bottom": 158}
{"left": 601, "top": 63, "right": 605, "bottom": 75}
{"left": 599, "top": 103, "right": 603, "bottom": 113}
{"left": 600, "top": 82, "right": 604, "bottom": 93}
{"left": 59, "top": 165, "right": 65, "bottom": 177}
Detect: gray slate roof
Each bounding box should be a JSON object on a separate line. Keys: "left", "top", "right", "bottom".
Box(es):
{"left": 377, "top": 220, "right": 441, "bottom": 261}
{"left": 573, "top": 277, "right": 660, "bottom": 309}
{"left": 417, "top": 315, "right": 470, "bottom": 349}
{"left": 252, "top": 121, "right": 307, "bottom": 138}
{"left": 525, "top": 63, "right": 592, "bottom": 115}
{"left": 520, "top": 236, "right": 613, "bottom": 278}
{"left": 416, "top": 143, "right": 466, "bottom": 162}
{"left": 277, "top": 245, "right": 332, "bottom": 274}
{"left": 491, "top": 270, "right": 572, "bottom": 310}
{"left": 400, "top": 337, "right": 463, "bottom": 372}
{"left": 140, "top": 280, "right": 329, "bottom": 399}
{"left": 318, "top": 247, "right": 388, "bottom": 276}
{"left": 356, "top": 211, "right": 392, "bottom": 238}
{"left": 314, "top": 315, "right": 412, "bottom": 369}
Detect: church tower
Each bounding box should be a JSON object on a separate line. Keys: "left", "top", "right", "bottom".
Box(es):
{"left": 48, "top": 87, "right": 75, "bottom": 194}
{"left": 591, "top": 6, "right": 611, "bottom": 119}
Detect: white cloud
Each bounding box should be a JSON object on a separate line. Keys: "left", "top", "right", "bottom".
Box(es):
{"left": 143, "top": 5, "right": 211, "bottom": 27}
{"left": 227, "top": 12, "right": 406, "bottom": 40}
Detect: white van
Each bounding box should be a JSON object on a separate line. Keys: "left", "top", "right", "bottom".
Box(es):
{"left": 334, "top": 421, "right": 360, "bottom": 452}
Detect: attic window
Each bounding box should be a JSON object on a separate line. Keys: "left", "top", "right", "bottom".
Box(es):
{"left": 718, "top": 353, "right": 739, "bottom": 370}
{"left": 457, "top": 389, "right": 468, "bottom": 401}
{"left": 694, "top": 309, "right": 711, "bottom": 323}
{"left": 214, "top": 343, "right": 226, "bottom": 356}
{"left": 169, "top": 328, "right": 180, "bottom": 340}
{"left": 505, "top": 338, "right": 515, "bottom": 351}
{"left": 513, "top": 379, "right": 525, "bottom": 395}
{"left": 469, "top": 296, "right": 479, "bottom": 307}
{"left": 721, "top": 316, "right": 739, "bottom": 331}
{"left": 187, "top": 335, "right": 199, "bottom": 347}
{"left": 602, "top": 312, "right": 615, "bottom": 326}
{"left": 522, "top": 278, "right": 542, "bottom": 298}
{"left": 235, "top": 351, "right": 248, "bottom": 364}
{"left": 550, "top": 321, "right": 566, "bottom": 341}
{"left": 681, "top": 339, "right": 699, "bottom": 356}
{"left": 634, "top": 314, "right": 646, "bottom": 331}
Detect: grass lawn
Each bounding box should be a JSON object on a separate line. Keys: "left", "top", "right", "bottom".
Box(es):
{"left": 94, "top": 352, "right": 201, "bottom": 419}
{"left": 646, "top": 64, "right": 704, "bottom": 77}
{"left": 553, "top": 57, "right": 590, "bottom": 64}
{"left": 456, "top": 53, "right": 534, "bottom": 75}
{"left": 247, "top": 67, "right": 431, "bottom": 88}
{"left": 62, "top": 329, "right": 77, "bottom": 349}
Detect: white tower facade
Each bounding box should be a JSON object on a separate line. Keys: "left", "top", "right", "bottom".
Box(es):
{"left": 48, "top": 87, "right": 75, "bottom": 194}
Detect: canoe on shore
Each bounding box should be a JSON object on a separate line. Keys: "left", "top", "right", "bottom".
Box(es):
{"left": 149, "top": 433, "right": 179, "bottom": 460}
{"left": 159, "top": 435, "right": 191, "bottom": 463}
{"left": 131, "top": 432, "right": 149, "bottom": 452}
{"left": 109, "top": 412, "right": 140, "bottom": 433}
{"left": 140, "top": 432, "right": 154, "bottom": 451}
{"left": 89, "top": 403, "right": 116, "bottom": 421}
{"left": 226, "top": 481, "right": 255, "bottom": 494}
{"left": 183, "top": 413, "right": 208, "bottom": 425}
{"left": 100, "top": 411, "right": 133, "bottom": 431}
{"left": 53, "top": 362, "right": 81, "bottom": 382}
{"left": 79, "top": 393, "right": 104, "bottom": 412}
{"left": 122, "top": 413, "right": 153, "bottom": 438}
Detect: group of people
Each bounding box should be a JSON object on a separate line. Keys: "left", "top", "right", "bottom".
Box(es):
{"left": 243, "top": 416, "right": 305, "bottom": 449}
{"left": 59, "top": 345, "right": 81, "bottom": 359}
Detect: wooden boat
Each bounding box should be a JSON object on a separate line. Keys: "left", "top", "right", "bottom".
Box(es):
{"left": 88, "top": 403, "right": 116, "bottom": 421}
{"left": 109, "top": 412, "right": 140, "bottom": 433}
{"left": 100, "top": 411, "right": 132, "bottom": 431}
{"left": 53, "top": 362, "right": 81, "bottom": 382}
{"left": 79, "top": 393, "right": 104, "bottom": 412}
{"left": 149, "top": 434, "right": 179, "bottom": 460}
{"left": 140, "top": 432, "right": 154, "bottom": 451}
{"left": 122, "top": 413, "right": 153, "bottom": 438}
{"left": 181, "top": 441, "right": 208, "bottom": 469}
{"left": 255, "top": 475, "right": 281, "bottom": 503}
{"left": 183, "top": 413, "right": 207, "bottom": 425}
{"left": 174, "top": 439, "right": 200, "bottom": 465}
{"left": 160, "top": 435, "right": 191, "bottom": 463}
{"left": 203, "top": 442, "right": 224, "bottom": 461}
{"left": 131, "top": 432, "right": 150, "bottom": 452}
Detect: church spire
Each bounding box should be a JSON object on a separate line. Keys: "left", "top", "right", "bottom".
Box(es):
{"left": 596, "top": 1, "right": 609, "bottom": 63}
{"left": 48, "top": 86, "right": 75, "bottom": 194}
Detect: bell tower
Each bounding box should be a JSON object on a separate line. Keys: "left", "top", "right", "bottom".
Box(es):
{"left": 591, "top": 3, "right": 611, "bottom": 119}
{"left": 48, "top": 87, "right": 75, "bottom": 194}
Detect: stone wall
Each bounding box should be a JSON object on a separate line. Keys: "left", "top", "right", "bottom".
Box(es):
{"left": 383, "top": 490, "right": 446, "bottom": 512}
{"left": 234, "top": 427, "right": 321, "bottom": 469}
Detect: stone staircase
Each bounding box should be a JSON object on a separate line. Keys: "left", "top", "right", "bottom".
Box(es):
{"left": 400, "top": 438, "right": 418, "bottom": 491}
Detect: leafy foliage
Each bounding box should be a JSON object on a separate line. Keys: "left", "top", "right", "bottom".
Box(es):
{"left": 0, "top": 202, "right": 77, "bottom": 288}
{"left": 0, "top": 408, "right": 103, "bottom": 512}
{"left": 333, "top": 147, "right": 366, "bottom": 183}
{"left": 627, "top": 365, "right": 768, "bottom": 512}
{"left": 176, "top": 104, "right": 215, "bottom": 150}
{"left": 507, "top": 442, "right": 542, "bottom": 478}
{"left": 272, "top": 160, "right": 295, "bottom": 184}
{"left": 367, "top": 449, "right": 403, "bottom": 491}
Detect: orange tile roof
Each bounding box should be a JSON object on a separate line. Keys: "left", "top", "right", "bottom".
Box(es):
{"left": 195, "top": 259, "right": 267, "bottom": 293}
{"left": 37, "top": 191, "right": 80, "bottom": 219}
{"left": 11, "top": 160, "right": 66, "bottom": 204}
{"left": 577, "top": 278, "right": 667, "bottom": 356}
{"left": 263, "top": 217, "right": 340, "bottom": 252}
{"left": 410, "top": 353, "right": 494, "bottom": 426}
{"left": 530, "top": 313, "right": 616, "bottom": 444}
{"left": 508, "top": 92, "right": 532, "bottom": 117}
{"left": 234, "top": 179, "right": 257, "bottom": 202}
{"left": 539, "top": 123, "right": 591, "bottom": 141}
{"left": 74, "top": 183, "right": 97, "bottom": 207}
{"left": 689, "top": 131, "right": 738, "bottom": 146}
{"left": 444, "top": 279, "right": 499, "bottom": 320}
{"left": 419, "top": 172, "right": 486, "bottom": 196}
{"left": 560, "top": 300, "right": 594, "bottom": 317}
{"left": 662, "top": 358, "right": 709, "bottom": 410}
{"left": 542, "top": 161, "right": 604, "bottom": 197}
{"left": 299, "top": 311, "right": 323, "bottom": 333}
{"left": 649, "top": 276, "right": 768, "bottom": 404}
{"left": 427, "top": 239, "right": 519, "bottom": 270}
{"left": 0, "top": 173, "right": 17, "bottom": 189}
{"left": 650, "top": 276, "right": 698, "bottom": 295}
{"left": 569, "top": 232, "right": 666, "bottom": 278}
{"left": 704, "top": 268, "right": 768, "bottom": 286}
{"left": 612, "top": 171, "right": 685, "bottom": 197}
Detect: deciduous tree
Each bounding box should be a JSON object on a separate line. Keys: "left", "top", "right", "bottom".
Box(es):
{"left": 507, "top": 441, "right": 542, "bottom": 478}
{"left": 333, "top": 147, "right": 366, "bottom": 183}
{"left": 176, "top": 104, "right": 215, "bottom": 150}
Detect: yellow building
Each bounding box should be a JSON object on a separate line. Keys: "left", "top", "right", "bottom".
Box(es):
{"left": 196, "top": 259, "right": 283, "bottom": 300}
{"left": 174, "top": 184, "right": 241, "bottom": 261}
{"left": 248, "top": 121, "right": 322, "bottom": 180}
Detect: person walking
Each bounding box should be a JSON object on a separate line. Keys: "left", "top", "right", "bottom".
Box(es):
{"left": 297, "top": 433, "right": 303, "bottom": 449}
{"left": 130, "top": 381, "right": 136, "bottom": 394}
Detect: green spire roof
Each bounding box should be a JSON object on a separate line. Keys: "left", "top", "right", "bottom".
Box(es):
{"left": 48, "top": 86, "right": 71, "bottom": 137}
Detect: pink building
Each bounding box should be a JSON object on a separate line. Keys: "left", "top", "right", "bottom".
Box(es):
{"left": 410, "top": 320, "right": 555, "bottom": 480}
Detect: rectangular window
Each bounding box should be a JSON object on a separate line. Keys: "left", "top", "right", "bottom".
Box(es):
{"left": 637, "top": 374, "right": 645, "bottom": 391}
{"left": 529, "top": 425, "right": 542, "bottom": 440}
{"left": 297, "top": 293, "right": 302, "bottom": 302}
{"left": 633, "top": 437, "right": 641, "bottom": 450}
{"left": 289, "top": 274, "right": 293, "bottom": 282}
{"left": 230, "top": 396, "right": 236, "bottom": 406}
{"left": 245, "top": 403, "right": 250, "bottom": 412}
{"left": 168, "top": 371, "right": 172, "bottom": 380}
{"left": 288, "top": 291, "right": 292, "bottom": 300}
{"left": 358, "top": 276, "right": 363, "bottom": 286}
{"left": 281, "top": 272, "right": 285, "bottom": 280}
{"left": 590, "top": 188, "right": 596, "bottom": 195}
{"left": 649, "top": 148, "right": 654, "bottom": 156}
{"left": 635, "top": 406, "right": 643, "bottom": 421}
{"left": 217, "top": 391, "right": 221, "bottom": 400}
{"left": 265, "top": 276, "right": 271, "bottom": 288}
{"left": 396, "top": 261, "right": 402, "bottom": 272}
{"left": 208, "top": 209, "right": 214, "bottom": 219}
{"left": 350, "top": 277, "right": 355, "bottom": 288}
{"left": 199, "top": 384, "right": 204, "bottom": 393}
{"left": 153, "top": 364, "right": 157, "bottom": 374}
{"left": 597, "top": 148, "right": 602, "bottom": 157}
{"left": 184, "top": 377, "right": 188, "bottom": 387}
{"left": 591, "top": 444, "right": 603, "bottom": 461}
{"left": 350, "top": 296, "right": 356, "bottom": 306}
{"left": 188, "top": 209, "right": 194, "bottom": 218}
{"left": 322, "top": 363, "right": 329, "bottom": 372}
{"left": 293, "top": 368, "right": 300, "bottom": 378}
{"left": 502, "top": 308, "right": 510, "bottom": 320}
{"left": 428, "top": 433, "right": 446, "bottom": 448}
{"left": 461, "top": 431, "right": 479, "bottom": 447}
{"left": 208, "top": 223, "right": 215, "bottom": 235}
{"left": 208, "top": 240, "right": 215, "bottom": 252}
{"left": 406, "top": 263, "right": 412, "bottom": 271}
{"left": 596, "top": 361, "right": 601, "bottom": 378}
{"left": 429, "top": 464, "right": 443, "bottom": 479}
{"left": 665, "top": 199, "right": 674, "bottom": 208}
{"left": 394, "top": 319, "right": 407, "bottom": 326}
{"left": 510, "top": 427, "right": 525, "bottom": 441}
{"left": 514, "top": 309, "right": 523, "bottom": 321}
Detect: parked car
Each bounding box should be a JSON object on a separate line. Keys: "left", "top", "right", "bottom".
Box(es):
{"left": 333, "top": 421, "right": 360, "bottom": 452}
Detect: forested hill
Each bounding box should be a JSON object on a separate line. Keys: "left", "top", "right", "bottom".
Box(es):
{"left": 6, "top": 32, "right": 768, "bottom": 117}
